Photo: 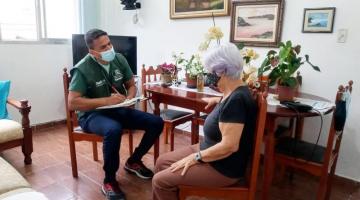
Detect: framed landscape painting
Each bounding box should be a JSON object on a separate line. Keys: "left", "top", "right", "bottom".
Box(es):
{"left": 230, "top": 0, "right": 284, "bottom": 47}
{"left": 302, "top": 7, "right": 336, "bottom": 33}
{"left": 170, "top": 0, "right": 230, "bottom": 19}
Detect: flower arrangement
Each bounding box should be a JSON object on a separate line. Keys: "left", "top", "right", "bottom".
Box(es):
{"left": 258, "top": 40, "right": 320, "bottom": 88}
{"left": 241, "top": 48, "right": 260, "bottom": 84}
{"left": 158, "top": 62, "right": 176, "bottom": 75}
{"left": 199, "top": 14, "right": 224, "bottom": 52}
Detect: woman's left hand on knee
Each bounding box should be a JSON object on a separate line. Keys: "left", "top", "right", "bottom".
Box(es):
{"left": 169, "top": 153, "right": 198, "bottom": 176}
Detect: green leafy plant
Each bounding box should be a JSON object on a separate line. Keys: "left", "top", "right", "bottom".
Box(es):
{"left": 258, "top": 40, "right": 320, "bottom": 88}
{"left": 172, "top": 53, "right": 204, "bottom": 79}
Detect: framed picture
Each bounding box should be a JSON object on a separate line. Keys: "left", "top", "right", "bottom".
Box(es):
{"left": 302, "top": 7, "right": 336, "bottom": 33}
{"left": 230, "top": 0, "right": 284, "bottom": 47}
{"left": 170, "top": 0, "right": 230, "bottom": 19}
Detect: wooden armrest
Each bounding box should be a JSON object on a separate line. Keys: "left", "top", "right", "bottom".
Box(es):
{"left": 7, "top": 98, "right": 31, "bottom": 110}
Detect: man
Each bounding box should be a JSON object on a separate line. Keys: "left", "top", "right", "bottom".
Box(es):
{"left": 68, "top": 29, "right": 164, "bottom": 200}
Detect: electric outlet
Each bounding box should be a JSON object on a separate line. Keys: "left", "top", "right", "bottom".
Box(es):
{"left": 337, "top": 29, "right": 348, "bottom": 43}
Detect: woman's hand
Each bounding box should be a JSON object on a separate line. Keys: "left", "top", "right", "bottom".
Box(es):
{"left": 202, "top": 97, "right": 221, "bottom": 110}
{"left": 169, "top": 153, "right": 198, "bottom": 176}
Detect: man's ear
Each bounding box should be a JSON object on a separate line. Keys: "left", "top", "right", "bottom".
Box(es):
{"left": 89, "top": 49, "right": 101, "bottom": 59}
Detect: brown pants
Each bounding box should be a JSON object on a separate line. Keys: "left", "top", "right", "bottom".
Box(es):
{"left": 152, "top": 145, "right": 239, "bottom": 200}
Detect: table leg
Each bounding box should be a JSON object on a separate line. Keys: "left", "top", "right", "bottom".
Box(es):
{"left": 191, "top": 111, "right": 200, "bottom": 144}
{"left": 295, "top": 117, "right": 305, "bottom": 139}
{"left": 262, "top": 116, "right": 277, "bottom": 200}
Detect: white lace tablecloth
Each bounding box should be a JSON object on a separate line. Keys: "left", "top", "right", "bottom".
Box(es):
{"left": 267, "top": 93, "right": 334, "bottom": 114}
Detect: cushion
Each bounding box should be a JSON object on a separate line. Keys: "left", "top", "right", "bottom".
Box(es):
{"left": 0, "top": 81, "right": 10, "bottom": 119}
{"left": 0, "top": 190, "right": 48, "bottom": 200}
{"left": 0, "top": 120, "right": 23, "bottom": 144}
{"left": 0, "top": 188, "right": 33, "bottom": 199}
{"left": 160, "top": 109, "right": 192, "bottom": 121}
{"left": 276, "top": 137, "right": 326, "bottom": 164}
{"left": 0, "top": 157, "right": 30, "bottom": 195}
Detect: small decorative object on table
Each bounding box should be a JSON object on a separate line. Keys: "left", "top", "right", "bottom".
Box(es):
{"left": 159, "top": 62, "right": 176, "bottom": 86}
{"left": 258, "top": 40, "right": 321, "bottom": 101}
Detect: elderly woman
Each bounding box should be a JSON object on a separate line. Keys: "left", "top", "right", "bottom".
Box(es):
{"left": 152, "top": 43, "right": 257, "bottom": 200}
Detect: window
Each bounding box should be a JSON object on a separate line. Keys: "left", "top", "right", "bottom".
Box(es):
{"left": 0, "top": 0, "right": 81, "bottom": 42}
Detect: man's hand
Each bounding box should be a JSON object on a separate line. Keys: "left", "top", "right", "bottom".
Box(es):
{"left": 105, "top": 93, "right": 126, "bottom": 105}
{"left": 202, "top": 97, "right": 221, "bottom": 110}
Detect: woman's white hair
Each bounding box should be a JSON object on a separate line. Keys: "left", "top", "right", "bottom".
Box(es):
{"left": 203, "top": 43, "right": 244, "bottom": 79}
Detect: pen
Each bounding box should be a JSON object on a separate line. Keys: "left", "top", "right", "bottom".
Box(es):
{"left": 111, "top": 85, "right": 122, "bottom": 96}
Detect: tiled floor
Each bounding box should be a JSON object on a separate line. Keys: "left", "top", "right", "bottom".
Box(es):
{"left": 1, "top": 124, "right": 359, "bottom": 200}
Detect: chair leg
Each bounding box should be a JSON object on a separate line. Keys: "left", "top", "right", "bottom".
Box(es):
{"left": 22, "top": 127, "right": 33, "bottom": 165}
{"left": 170, "top": 126, "right": 175, "bottom": 151}
{"left": 325, "top": 160, "right": 338, "bottom": 200}
{"left": 316, "top": 171, "right": 329, "bottom": 200}
{"left": 92, "top": 141, "right": 98, "bottom": 161}
{"left": 128, "top": 130, "right": 133, "bottom": 155}
{"left": 163, "top": 125, "right": 169, "bottom": 144}
{"left": 69, "top": 138, "right": 78, "bottom": 177}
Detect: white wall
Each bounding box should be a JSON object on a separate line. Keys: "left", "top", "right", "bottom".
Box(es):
{"left": 99, "top": 0, "right": 360, "bottom": 181}
{"left": 0, "top": 0, "right": 100, "bottom": 124}
{"left": 0, "top": 44, "right": 72, "bottom": 124}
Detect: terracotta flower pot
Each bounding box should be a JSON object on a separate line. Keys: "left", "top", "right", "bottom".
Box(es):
{"left": 277, "top": 85, "right": 296, "bottom": 101}
{"left": 185, "top": 73, "right": 197, "bottom": 88}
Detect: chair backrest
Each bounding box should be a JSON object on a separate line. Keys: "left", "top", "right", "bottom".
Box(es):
{"left": 323, "top": 80, "right": 353, "bottom": 169}
{"left": 62, "top": 68, "right": 78, "bottom": 132}
{"left": 141, "top": 64, "right": 162, "bottom": 111}
{"left": 247, "top": 89, "right": 268, "bottom": 199}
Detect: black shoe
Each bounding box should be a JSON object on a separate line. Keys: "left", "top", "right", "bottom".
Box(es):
{"left": 124, "top": 160, "right": 154, "bottom": 179}
{"left": 101, "top": 182, "right": 126, "bottom": 200}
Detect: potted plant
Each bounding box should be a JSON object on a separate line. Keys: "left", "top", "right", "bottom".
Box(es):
{"left": 159, "top": 62, "right": 176, "bottom": 85}
{"left": 173, "top": 53, "right": 204, "bottom": 88}
{"left": 258, "top": 40, "right": 320, "bottom": 101}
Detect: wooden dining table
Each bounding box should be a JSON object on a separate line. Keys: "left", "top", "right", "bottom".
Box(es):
{"left": 145, "top": 84, "right": 333, "bottom": 200}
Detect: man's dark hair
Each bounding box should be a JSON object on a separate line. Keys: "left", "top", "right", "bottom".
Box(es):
{"left": 84, "top": 29, "right": 108, "bottom": 49}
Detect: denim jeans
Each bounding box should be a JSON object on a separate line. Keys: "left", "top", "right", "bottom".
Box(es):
{"left": 79, "top": 107, "right": 164, "bottom": 183}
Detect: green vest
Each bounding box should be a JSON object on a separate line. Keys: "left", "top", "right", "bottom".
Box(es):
{"left": 70, "top": 53, "right": 133, "bottom": 119}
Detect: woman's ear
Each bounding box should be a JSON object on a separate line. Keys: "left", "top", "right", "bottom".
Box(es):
{"left": 89, "top": 49, "right": 101, "bottom": 60}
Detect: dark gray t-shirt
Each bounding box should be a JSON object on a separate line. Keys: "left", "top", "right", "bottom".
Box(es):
{"left": 201, "top": 86, "right": 257, "bottom": 178}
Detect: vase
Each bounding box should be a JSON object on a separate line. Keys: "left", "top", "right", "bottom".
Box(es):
{"left": 161, "top": 73, "right": 173, "bottom": 84}
{"left": 185, "top": 73, "right": 197, "bottom": 88}
{"left": 277, "top": 85, "right": 296, "bottom": 101}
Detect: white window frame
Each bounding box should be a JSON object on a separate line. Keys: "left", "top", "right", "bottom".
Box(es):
{"left": 0, "top": 0, "right": 82, "bottom": 44}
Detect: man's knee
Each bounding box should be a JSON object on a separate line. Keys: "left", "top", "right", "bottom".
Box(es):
{"left": 151, "top": 115, "right": 164, "bottom": 132}
{"left": 103, "top": 124, "right": 122, "bottom": 140}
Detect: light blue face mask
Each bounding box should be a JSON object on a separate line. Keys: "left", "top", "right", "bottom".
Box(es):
{"left": 100, "top": 47, "right": 116, "bottom": 62}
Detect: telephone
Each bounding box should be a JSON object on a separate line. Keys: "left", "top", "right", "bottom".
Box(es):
{"left": 280, "top": 101, "right": 313, "bottom": 112}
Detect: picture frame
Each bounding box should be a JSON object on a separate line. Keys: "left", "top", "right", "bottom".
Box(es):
{"left": 302, "top": 7, "right": 336, "bottom": 33}
{"left": 170, "top": 0, "right": 230, "bottom": 19}
{"left": 230, "top": 0, "right": 284, "bottom": 47}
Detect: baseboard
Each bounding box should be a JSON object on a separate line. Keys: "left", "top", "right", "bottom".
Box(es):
{"left": 31, "top": 119, "right": 66, "bottom": 132}
{"left": 333, "top": 173, "right": 360, "bottom": 185}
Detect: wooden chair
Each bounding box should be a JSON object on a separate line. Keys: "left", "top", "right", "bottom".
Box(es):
{"left": 274, "top": 80, "right": 354, "bottom": 200}
{"left": 62, "top": 68, "right": 134, "bottom": 177}
{"left": 141, "top": 65, "right": 195, "bottom": 151}
{"left": 178, "top": 88, "right": 268, "bottom": 200}
{"left": 0, "top": 99, "right": 32, "bottom": 164}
